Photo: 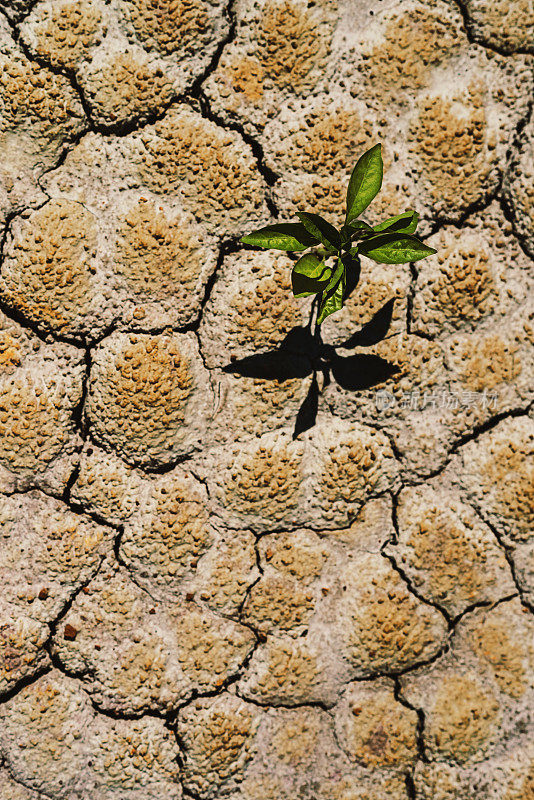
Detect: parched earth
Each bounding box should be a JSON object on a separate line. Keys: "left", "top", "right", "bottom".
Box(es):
{"left": 0, "top": 0, "right": 533, "bottom": 798}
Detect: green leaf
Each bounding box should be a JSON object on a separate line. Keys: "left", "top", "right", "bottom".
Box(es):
{"left": 340, "top": 220, "right": 374, "bottom": 247}
{"left": 240, "top": 223, "right": 319, "bottom": 251}
{"left": 345, "top": 220, "right": 374, "bottom": 235}
{"left": 345, "top": 143, "right": 383, "bottom": 223}
{"left": 340, "top": 251, "right": 361, "bottom": 299}
{"left": 373, "top": 211, "right": 419, "bottom": 235}
{"left": 291, "top": 254, "right": 331, "bottom": 298}
{"left": 340, "top": 225, "right": 352, "bottom": 247}
{"left": 322, "top": 256, "right": 344, "bottom": 295}
{"left": 358, "top": 233, "right": 436, "bottom": 264}
{"left": 317, "top": 270, "right": 345, "bottom": 324}
{"left": 297, "top": 212, "right": 341, "bottom": 250}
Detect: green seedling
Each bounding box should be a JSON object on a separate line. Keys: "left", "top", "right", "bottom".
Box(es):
{"left": 240, "top": 143, "right": 436, "bottom": 324}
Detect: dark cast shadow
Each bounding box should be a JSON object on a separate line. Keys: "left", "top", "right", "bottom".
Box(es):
{"left": 223, "top": 298, "right": 399, "bottom": 439}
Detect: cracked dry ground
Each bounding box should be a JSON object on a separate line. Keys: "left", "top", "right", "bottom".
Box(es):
{"left": 0, "top": 0, "right": 533, "bottom": 799}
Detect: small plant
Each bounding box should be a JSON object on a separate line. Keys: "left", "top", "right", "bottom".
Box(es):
{"left": 240, "top": 143, "right": 436, "bottom": 324}
{"left": 231, "top": 143, "right": 438, "bottom": 437}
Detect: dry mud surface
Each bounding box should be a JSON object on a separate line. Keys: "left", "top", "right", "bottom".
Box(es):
{"left": 0, "top": 0, "right": 533, "bottom": 798}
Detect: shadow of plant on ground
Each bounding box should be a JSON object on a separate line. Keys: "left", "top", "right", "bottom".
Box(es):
{"left": 223, "top": 297, "right": 398, "bottom": 438}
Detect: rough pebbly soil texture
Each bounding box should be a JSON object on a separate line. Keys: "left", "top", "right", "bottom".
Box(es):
{"left": 0, "top": 0, "right": 532, "bottom": 798}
